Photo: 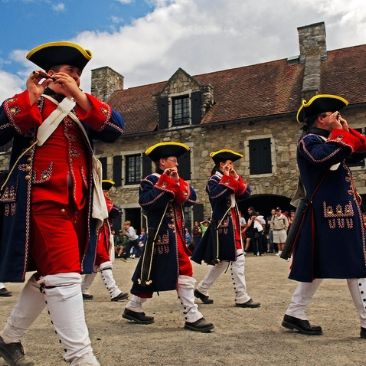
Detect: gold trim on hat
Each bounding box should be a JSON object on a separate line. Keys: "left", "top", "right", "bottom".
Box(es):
{"left": 296, "top": 94, "right": 349, "bottom": 123}
{"left": 26, "top": 41, "right": 92, "bottom": 61}
{"left": 145, "top": 141, "right": 190, "bottom": 156}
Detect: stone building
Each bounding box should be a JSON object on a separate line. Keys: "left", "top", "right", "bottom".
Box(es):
{"left": 1, "top": 22, "right": 366, "bottom": 231}
{"left": 90, "top": 21, "right": 366, "bottom": 230}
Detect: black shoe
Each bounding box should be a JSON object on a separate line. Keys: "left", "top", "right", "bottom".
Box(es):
{"left": 235, "top": 299, "right": 261, "bottom": 308}
{"left": 82, "top": 293, "right": 93, "bottom": 300}
{"left": 184, "top": 318, "right": 214, "bottom": 333}
{"left": 194, "top": 289, "right": 213, "bottom": 304}
{"left": 111, "top": 292, "right": 129, "bottom": 302}
{"left": 361, "top": 327, "right": 366, "bottom": 339}
{"left": 0, "top": 336, "right": 34, "bottom": 366}
{"left": 0, "top": 288, "right": 12, "bottom": 297}
{"left": 122, "top": 308, "right": 154, "bottom": 324}
{"left": 282, "top": 314, "right": 322, "bottom": 335}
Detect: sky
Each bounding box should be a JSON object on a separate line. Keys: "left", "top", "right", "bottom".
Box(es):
{"left": 0, "top": 0, "right": 366, "bottom": 102}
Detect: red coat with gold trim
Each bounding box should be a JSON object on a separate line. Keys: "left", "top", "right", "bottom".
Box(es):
{"left": 0, "top": 88, "right": 124, "bottom": 282}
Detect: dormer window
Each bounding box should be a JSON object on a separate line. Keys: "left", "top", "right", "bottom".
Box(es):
{"left": 172, "top": 95, "right": 190, "bottom": 126}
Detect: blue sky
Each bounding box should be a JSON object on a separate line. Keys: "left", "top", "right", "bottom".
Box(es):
{"left": 1, "top": 0, "right": 366, "bottom": 101}
{"left": 0, "top": 0, "right": 154, "bottom": 74}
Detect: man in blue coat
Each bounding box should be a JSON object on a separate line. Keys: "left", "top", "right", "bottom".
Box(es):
{"left": 122, "top": 142, "right": 214, "bottom": 333}
{"left": 282, "top": 94, "right": 366, "bottom": 338}
{"left": 192, "top": 149, "right": 260, "bottom": 308}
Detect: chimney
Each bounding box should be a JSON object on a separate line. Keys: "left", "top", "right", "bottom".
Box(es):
{"left": 91, "top": 66, "right": 124, "bottom": 102}
{"left": 297, "top": 22, "right": 327, "bottom": 100}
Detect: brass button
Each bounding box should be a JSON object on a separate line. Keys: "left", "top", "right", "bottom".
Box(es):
{"left": 25, "top": 175, "right": 31, "bottom": 181}
{"left": 25, "top": 166, "right": 31, "bottom": 172}
{"left": 60, "top": 208, "right": 66, "bottom": 213}
{"left": 27, "top": 157, "right": 32, "bottom": 163}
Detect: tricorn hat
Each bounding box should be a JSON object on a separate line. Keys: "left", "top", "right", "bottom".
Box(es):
{"left": 296, "top": 94, "right": 349, "bottom": 123}
{"left": 102, "top": 179, "right": 115, "bottom": 191}
{"left": 144, "top": 142, "right": 190, "bottom": 161}
{"left": 210, "top": 149, "right": 243, "bottom": 164}
{"left": 26, "top": 41, "right": 92, "bottom": 71}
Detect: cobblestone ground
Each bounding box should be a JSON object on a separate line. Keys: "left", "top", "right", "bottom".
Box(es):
{"left": 0, "top": 254, "right": 364, "bottom": 366}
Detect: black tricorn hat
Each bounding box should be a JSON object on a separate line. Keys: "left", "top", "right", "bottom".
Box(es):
{"left": 144, "top": 142, "right": 190, "bottom": 161}
{"left": 102, "top": 179, "right": 115, "bottom": 191}
{"left": 296, "top": 94, "right": 349, "bottom": 123}
{"left": 210, "top": 149, "right": 243, "bottom": 164}
{"left": 26, "top": 41, "right": 92, "bottom": 71}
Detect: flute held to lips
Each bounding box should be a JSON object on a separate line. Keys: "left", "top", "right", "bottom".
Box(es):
{"left": 32, "top": 70, "right": 57, "bottom": 81}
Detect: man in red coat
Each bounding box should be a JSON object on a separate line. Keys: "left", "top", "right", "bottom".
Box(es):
{"left": 82, "top": 180, "right": 128, "bottom": 301}
{"left": 0, "top": 41, "right": 124, "bottom": 366}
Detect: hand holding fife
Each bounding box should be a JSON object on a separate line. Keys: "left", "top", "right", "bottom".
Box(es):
{"left": 229, "top": 168, "right": 239, "bottom": 179}
{"left": 164, "top": 167, "right": 179, "bottom": 182}
{"left": 26, "top": 70, "right": 54, "bottom": 105}
{"left": 339, "top": 115, "right": 349, "bottom": 132}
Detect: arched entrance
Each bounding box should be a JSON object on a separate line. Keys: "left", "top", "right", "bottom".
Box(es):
{"left": 238, "top": 194, "right": 293, "bottom": 219}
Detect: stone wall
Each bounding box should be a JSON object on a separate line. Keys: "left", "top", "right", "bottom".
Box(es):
{"left": 1, "top": 107, "right": 366, "bottom": 220}
{"left": 95, "top": 105, "right": 366, "bottom": 219}
{"left": 91, "top": 67, "right": 124, "bottom": 102}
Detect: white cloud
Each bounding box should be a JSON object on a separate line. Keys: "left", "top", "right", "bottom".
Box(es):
{"left": 71, "top": 0, "right": 366, "bottom": 92}
{"left": 115, "top": 0, "right": 133, "bottom": 4}
{"left": 4, "top": 0, "right": 366, "bottom": 94}
{"left": 0, "top": 71, "right": 23, "bottom": 103}
{"left": 52, "top": 2, "right": 65, "bottom": 12}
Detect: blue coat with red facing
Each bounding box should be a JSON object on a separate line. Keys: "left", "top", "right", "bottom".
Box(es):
{"left": 131, "top": 172, "right": 196, "bottom": 296}
{"left": 0, "top": 88, "right": 124, "bottom": 282}
{"left": 192, "top": 171, "right": 250, "bottom": 264}
{"left": 289, "top": 127, "right": 366, "bottom": 282}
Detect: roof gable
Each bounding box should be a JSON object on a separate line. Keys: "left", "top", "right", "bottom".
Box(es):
{"left": 108, "top": 44, "right": 366, "bottom": 135}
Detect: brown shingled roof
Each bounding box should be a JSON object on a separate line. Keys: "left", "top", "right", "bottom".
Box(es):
{"left": 108, "top": 44, "right": 366, "bottom": 135}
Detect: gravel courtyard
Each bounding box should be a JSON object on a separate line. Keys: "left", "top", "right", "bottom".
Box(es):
{"left": 0, "top": 254, "right": 364, "bottom": 366}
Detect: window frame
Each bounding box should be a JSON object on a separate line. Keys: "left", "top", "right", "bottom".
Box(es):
{"left": 246, "top": 135, "right": 275, "bottom": 177}
{"left": 170, "top": 93, "right": 192, "bottom": 127}
{"left": 124, "top": 153, "right": 142, "bottom": 186}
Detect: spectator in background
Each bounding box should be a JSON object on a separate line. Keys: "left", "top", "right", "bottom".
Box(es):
{"left": 192, "top": 221, "right": 202, "bottom": 250}
{"left": 271, "top": 207, "right": 289, "bottom": 257}
{"left": 244, "top": 207, "right": 257, "bottom": 253}
{"left": 115, "top": 229, "right": 126, "bottom": 258}
{"left": 122, "top": 221, "right": 139, "bottom": 259}
{"left": 137, "top": 228, "right": 147, "bottom": 256}
{"left": 267, "top": 209, "right": 276, "bottom": 253}
{"left": 253, "top": 213, "right": 266, "bottom": 256}
{"left": 185, "top": 228, "right": 193, "bottom": 251}
{"left": 288, "top": 211, "right": 295, "bottom": 231}
{"left": 200, "top": 219, "right": 210, "bottom": 236}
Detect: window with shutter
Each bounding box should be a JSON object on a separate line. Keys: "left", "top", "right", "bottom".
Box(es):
{"left": 113, "top": 155, "right": 122, "bottom": 187}
{"left": 142, "top": 155, "right": 152, "bottom": 178}
{"left": 172, "top": 95, "right": 190, "bottom": 126}
{"left": 99, "top": 157, "right": 107, "bottom": 180}
{"left": 193, "top": 203, "right": 204, "bottom": 223}
{"left": 191, "top": 91, "right": 202, "bottom": 125}
{"left": 125, "top": 154, "right": 142, "bottom": 185}
{"left": 178, "top": 150, "right": 191, "bottom": 180}
{"left": 158, "top": 96, "right": 169, "bottom": 129}
{"left": 249, "top": 138, "right": 272, "bottom": 175}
